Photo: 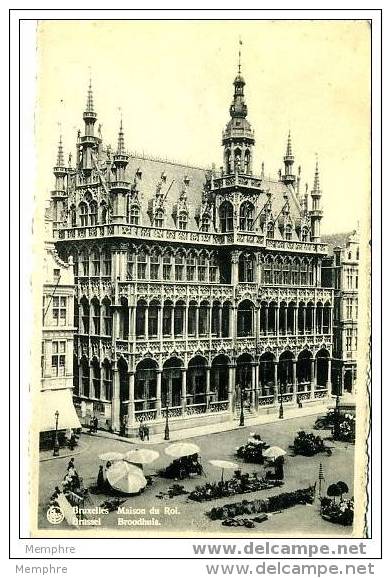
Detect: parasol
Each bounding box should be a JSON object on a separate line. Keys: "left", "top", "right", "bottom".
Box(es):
{"left": 124, "top": 448, "right": 160, "bottom": 466}
{"left": 209, "top": 459, "right": 238, "bottom": 482}
{"left": 165, "top": 442, "right": 200, "bottom": 458}
{"left": 323, "top": 440, "right": 335, "bottom": 449}
{"left": 106, "top": 461, "right": 147, "bottom": 494}
{"left": 98, "top": 452, "right": 124, "bottom": 462}
{"left": 263, "top": 446, "right": 287, "bottom": 459}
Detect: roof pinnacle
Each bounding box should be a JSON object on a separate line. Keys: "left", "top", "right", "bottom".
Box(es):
{"left": 117, "top": 115, "right": 126, "bottom": 155}
{"left": 86, "top": 78, "right": 94, "bottom": 114}
{"left": 56, "top": 135, "right": 64, "bottom": 167}
{"left": 286, "top": 130, "right": 293, "bottom": 157}
{"left": 312, "top": 155, "right": 321, "bottom": 194}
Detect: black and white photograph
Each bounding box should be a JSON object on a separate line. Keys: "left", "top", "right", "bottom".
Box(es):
{"left": 22, "top": 17, "right": 372, "bottom": 539}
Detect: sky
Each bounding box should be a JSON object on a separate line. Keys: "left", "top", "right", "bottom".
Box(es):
{"left": 36, "top": 20, "right": 371, "bottom": 234}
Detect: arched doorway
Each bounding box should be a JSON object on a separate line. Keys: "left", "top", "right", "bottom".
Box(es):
{"left": 297, "top": 349, "right": 312, "bottom": 392}
{"left": 162, "top": 357, "right": 183, "bottom": 408}
{"left": 259, "top": 351, "right": 275, "bottom": 397}
{"left": 237, "top": 300, "right": 254, "bottom": 337}
{"left": 316, "top": 348, "right": 330, "bottom": 388}
{"left": 211, "top": 355, "right": 229, "bottom": 402}
{"left": 344, "top": 369, "right": 353, "bottom": 393}
{"left": 117, "top": 357, "right": 129, "bottom": 422}
{"left": 187, "top": 356, "right": 207, "bottom": 407}
{"left": 236, "top": 353, "right": 253, "bottom": 407}
{"left": 135, "top": 358, "right": 158, "bottom": 412}
{"left": 278, "top": 351, "right": 294, "bottom": 394}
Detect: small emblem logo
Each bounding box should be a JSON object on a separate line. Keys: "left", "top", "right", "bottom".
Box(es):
{"left": 46, "top": 505, "right": 64, "bottom": 525}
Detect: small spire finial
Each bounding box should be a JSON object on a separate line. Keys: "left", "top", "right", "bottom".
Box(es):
{"left": 56, "top": 133, "right": 64, "bottom": 167}
{"left": 238, "top": 37, "right": 243, "bottom": 74}
{"left": 86, "top": 76, "right": 94, "bottom": 113}
{"left": 286, "top": 130, "right": 293, "bottom": 157}
{"left": 313, "top": 154, "right": 321, "bottom": 193}
{"left": 117, "top": 109, "right": 125, "bottom": 155}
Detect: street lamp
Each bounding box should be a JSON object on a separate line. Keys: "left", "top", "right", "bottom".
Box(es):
{"left": 164, "top": 395, "right": 170, "bottom": 441}
{"left": 333, "top": 360, "right": 342, "bottom": 440}
{"left": 53, "top": 410, "right": 60, "bottom": 457}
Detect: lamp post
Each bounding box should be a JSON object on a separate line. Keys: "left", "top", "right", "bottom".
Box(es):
{"left": 164, "top": 395, "right": 170, "bottom": 441}
{"left": 333, "top": 360, "right": 342, "bottom": 440}
{"left": 53, "top": 410, "right": 60, "bottom": 457}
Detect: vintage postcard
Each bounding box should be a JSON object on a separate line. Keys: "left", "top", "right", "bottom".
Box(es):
{"left": 27, "top": 18, "right": 372, "bottom": 539}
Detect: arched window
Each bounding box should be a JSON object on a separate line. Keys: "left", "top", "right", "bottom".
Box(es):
{"left": 79, "top": 203, "right": 88, "bottom": 227}
{"left": 273, "top": 258, "right": 282, "bottom": 285}
{"left": 267, "top": 221, "right": 274, "bottom": 239}
{"left": 100, "top": 203, "right": 108, "bottom": 224}
{"left": 237, "top": 300, "right": 254, "bottom": 337}
{"left": 225, "top": 149, "right": 232, "bottom": 174}
{"left": 91, "top": 299, "right": 100, "bottom": 335}
{"left": 70, "top": 205, "right": 76, "bottom": 227}
{"left": 150, "top": 250, "right": 160, "bottom": 280}
{"left": 127, "top": 250, "right": 135, "bottom": 280}
{"left": 285, "top": 224, "right": 292, "bottom": 240}
{"left": 163, "top": 251, "right": 172, "bottom": 280}
{"left": 244, "top": 150, "right": 251, "bottom": 174}
{"left": 91, "top": 249, "right": 100, "bottom": 276}
{"left": 102, "top": 360, "right": 112, "bottom": 400}
{"left": 263, "top": 256, "right": 272, "bottom": 284}
{"left": 198, "top": 253, "right": 207, "bottom": 282}
{"left": 89, "top": 201, "right": 98, "bottom": 226}
{"left": 102, "top": 299, "right": 112, "bottom": 335}
{"left": 137, "top": 250, "right": 147, "bottom": 280}
{"left": 301, "top": 226, "right": 309, "bottom": 242}
{"left": 178, "top": 211, "right": 188, "bottom": 230}
{"left": 102, "top": 249, "right": 111, "bottom": 276}
{"left": 292, "top": 258, "right": 300, "bottom": 285}
{"left": 154, "top": 209, "right": 164, "bottom": 228}
{"left": 175, "top": 253, "right": 185, "bottom": 281}
{"left": 239, "top": 252, "right": 255, "bottom": 282}
{"left": 219, "top": 201, "right": 234, "bottom": 233}
{"left": 239, "top": 201, "right": 254, "bottom": 231}
{"left": 201, "top": 214, "right": 210, "bottom": 232}
{"left": 129, "top": 205, "right": 140, "bottom": 225}
{"left": 80, "top": 250, "right": 89, "bottom": 276}
{"left": 209, "top": 254, "right": 218, "bottom": 283}
{"left": 186, "top": 252, "right": 196, "bottom": 281}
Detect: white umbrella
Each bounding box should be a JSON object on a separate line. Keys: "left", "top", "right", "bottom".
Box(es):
{"left": 165, "top": 442, "right": 200, "bottom": 458}
{"left": 209, "top": 459, "right": 238, "bottom": 482}
{"left": 98, "top": 452, "right": 124, "bottom": 462}
{"left": 106, "top": 461, "right": 147, "bottom": 494}
{"left": 263, "top": 446, "right": 287, "bottom": 459}
{"left": 124, "top": 449, "right": 160, "bottom": 465}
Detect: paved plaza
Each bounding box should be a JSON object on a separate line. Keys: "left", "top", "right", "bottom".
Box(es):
{"left": 38, "top": 413, "right": 355, "bottom": 536}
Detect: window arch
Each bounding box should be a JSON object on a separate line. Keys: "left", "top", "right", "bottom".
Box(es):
{"left": 239, "top": 201, "right": 254, "bottom": 231}
{"left": 69, "top": 205, "right": 76, "bottom": 227}
{"left": 239, "top": 252, "right": 255, "bottom": 282}
{"left": 301, "top": 226, "right": 309, "bottom": 242}
{"left": 79, "top": 202, "right": 88, "bottom": 227}
{"left": 128, "top": 204, "right": 140, "bottom": 225}
{"left": 100, "top": 202, "right": 108, "bottom": 225}
{"left": 137, "top": 250, "right": 147, "bottom": 280}
{"left": 266, "top": 221, "right": 274, "bottom": 239}
{"left": 225, "top": 149, "right": 232, "bottom": 174}
{"left": 285, "top": 223, "right": 293, "bottom": 240}
{"left": 244, "top": 150, "right": 251, "bottom": 174}
{"left": 201, "top": 213, "right": 210, "bottom": 232}
{"left": 219, "top": 201, "right": 234, "bottom": 233}
{"left": 154, "top": 209, "right": 164, "bottom": 228}
{"left": 91, "top": 249, "right": 100, "bottom": 276}
{"left": 178, "top": 211, "right": 188, "bottom": 230}
{"left": 89, "top": 201, "right": 98, "bottom": 226}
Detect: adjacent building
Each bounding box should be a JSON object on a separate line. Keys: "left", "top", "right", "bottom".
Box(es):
{"left": 40, "top": 210, "right": 81, "bottom": 447}
{"left": 50, "top": 67, "right": 334, "bottom": 436}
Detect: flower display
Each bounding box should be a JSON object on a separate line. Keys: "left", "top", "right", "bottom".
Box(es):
{"left": 293, "top": 431, "right": 329, "bottom": 456}
{"left": 188, "top": 470, "right": 283, "bottom": 502}
{"left": 236, "top": 433, "right": 270, "bottom": 464}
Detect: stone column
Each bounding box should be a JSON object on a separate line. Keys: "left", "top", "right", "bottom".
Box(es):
{"left": 265, "top": 305, "right": 269, "bottom": 334}
{"left": 158, "top": 303, "right": 163, "bottom": 341}
{"left": 326, "top": 357, "right": 332, "bottom": 395}
{"left": 273, "top": 361, "right": 279, "bottom": 404}
{"left": 181, "top": 368, "right": 187, "bottom": 413}
{"left": 228, "top": 363, "right": 236, "bottom": 413}
{"left": 128, "top": 370, "right": 135, "bottom": 424}
{"left": 303, "top": 307, "right": 307, "bottom": 334}
{"left": 111, "top": 365, "right": 121, "bottom": 432}
{"left": 170, "top": 306, "right": 175, "bottom": 339}
{"left": 293, "top": 305, "right": 298, "bottom": 335}
{"left": 254, "top": 363, "right": 259, "bottom": 411}
{"left": 292, "top": 360, "right": 297, "bottom": 397}
{"left": 218, "top": 305, "right": 223, "bottom": 338}
{"left": 156, "top": 369, "right": 162, "bottom": 418}
{"left": 195, "top": 306, "right": 199, "bottom": 339}
{"left": 145, "top": 305, "right": 149, "bottom": 339}
{"left": 251, "top": 363, "right": 256, "bottom": 409}
{"left": 275, "top": 305, "right": 279, "bottom": 335}
{"left": 205, "top": 366, "right": 211, "bottom": 409}
{"left": 311, "top": 307, "right": 316, "bottom": 335}
{"left": 284, "top": 306, "right": 288, "bottom": 335}
{"left": 310, "top": 358, "right": 315, "bottom": 399}
{"left": 321, "top": 307, "right": 324, "bottom": 334}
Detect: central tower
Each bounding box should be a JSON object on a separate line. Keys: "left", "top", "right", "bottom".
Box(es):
{"left": 222, "top": 59, "right": 255, "bottom": 175}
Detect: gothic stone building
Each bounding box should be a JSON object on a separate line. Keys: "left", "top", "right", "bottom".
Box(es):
{"left": 51, "top": 69, "right": 334, "bottom": 436}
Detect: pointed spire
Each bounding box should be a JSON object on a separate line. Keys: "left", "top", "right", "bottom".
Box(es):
{"left": 86, "top": 78, "right": 94, "bottom": 113}
{"left": 56, "top": 135, "right": 64, "bottom": 167}
{"left": 312, "top": 156, "right": 321, "bottom": 194}
{"left": 286, "top": 130, "right": 293, "bottom": 157}
{"left": 117, "top": 116, "right": 125, "bottom": 154}
{"left": 238, "top": 37, "right": 243, "bottom": 74}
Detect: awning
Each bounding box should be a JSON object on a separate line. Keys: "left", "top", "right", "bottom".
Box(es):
{"left": 40, "top": 388, "right": 81, "bottom": 432}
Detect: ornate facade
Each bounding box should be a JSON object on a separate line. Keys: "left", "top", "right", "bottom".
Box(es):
{"left": 50, "top": 69, "right": 334, "bottom": 436}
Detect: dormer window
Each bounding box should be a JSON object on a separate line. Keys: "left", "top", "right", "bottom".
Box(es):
{"left": 178, "top": 211, "right": 188, "bottom": 230}
{"left": 285, "top": 224, "right": 292, "bottom": 240}
{"left": 128, "top": 204, "right": 140, "bottom": 225}
{"left": 154, "top": 209, "right": 164, "bottom": 228}
{"left": 201, "top": 214, "right": 210, "bottom": 232}
{"left": 301, "top": 226, "right": 309, "bottom": 242}
{"left": 267, "top": 222, "right": 274, "bottom": 239}
{"left": 79, "top": 202, "right": 88, "bottom": 227}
